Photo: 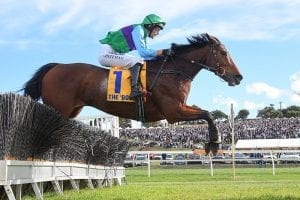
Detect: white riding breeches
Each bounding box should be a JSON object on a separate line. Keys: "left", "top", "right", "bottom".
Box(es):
{"left": 98, "top": 44, "right": 144, "bottom": 69}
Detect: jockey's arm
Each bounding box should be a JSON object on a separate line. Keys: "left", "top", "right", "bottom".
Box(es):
{"left": 132, "top": 26, "right": 163, "bottom": 60}
{"left": 156, "top": 49, "right": 164, "bottom": 56}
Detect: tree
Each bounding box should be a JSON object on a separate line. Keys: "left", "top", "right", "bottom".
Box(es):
{"left": 210, "top": 110, "right": 228, "bottom": 120}
{"left": 257, "top": 106, "right": 283, "bottom": 118}
{"left": 281, "top": 105, "right": 300, "bottom": 118}
{"left": 236, "top": 109, "right": 250, "bottom": 120}
{"left": 257, "top": 105, "right": 300, "bottom": 118}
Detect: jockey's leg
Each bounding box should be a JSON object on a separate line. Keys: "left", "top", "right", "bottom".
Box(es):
{"left": 130, "top": 63, "right": 143, "bottom": 98}
{"left": 98, "top": 44, "right": 144, "bottom": 99}
{"left": 98, "top": 44, "right": 143, "bottom": 68}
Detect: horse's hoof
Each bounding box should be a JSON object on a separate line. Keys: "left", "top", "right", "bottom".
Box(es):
{"left": 204, "top": 143, "right": 211, "bottom": 155}
{"left": 210, "top": 142, "right": 220, "bottom": 155}
{"left": 205, "top": 142, "right": 220, "bottom": 156}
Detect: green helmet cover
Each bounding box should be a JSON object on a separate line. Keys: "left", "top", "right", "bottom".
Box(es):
{"left": 142, "top": 14, "right": 166, "bottom": 29}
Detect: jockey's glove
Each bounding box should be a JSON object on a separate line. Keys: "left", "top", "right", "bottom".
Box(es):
{"left": 162, "top": 48, "right": 175, "bottom": 57}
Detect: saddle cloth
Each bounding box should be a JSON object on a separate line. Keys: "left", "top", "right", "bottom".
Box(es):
{"left": 107, "top": 64, "right": 146, "bottom": 102}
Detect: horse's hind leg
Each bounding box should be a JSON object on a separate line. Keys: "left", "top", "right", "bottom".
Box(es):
{"left": 56, "top": 104, "right": 83, "bottom": 119}
{"left": 69, "top": 106, "right": 84, "bottom": 118}
{"left": 43, "top": 97, "right": 80, "bottom": 119}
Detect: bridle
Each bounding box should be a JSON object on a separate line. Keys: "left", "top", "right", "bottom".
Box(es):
{"left": 149, "top": 41, "right": 227, "bottom": 91}
{"left": 177, "top": 42, "right": 227, "bottom": 78}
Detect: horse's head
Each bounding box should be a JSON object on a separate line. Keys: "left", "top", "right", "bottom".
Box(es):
{"left": 176, "top": 33, "right": 243, "bottom": 86}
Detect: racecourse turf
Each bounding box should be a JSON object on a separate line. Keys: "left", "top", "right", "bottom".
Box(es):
{"left": 23, "top": 165, "right": 300, "bottom": 200}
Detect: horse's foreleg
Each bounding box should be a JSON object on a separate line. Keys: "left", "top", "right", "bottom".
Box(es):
{"left": 168, "top": 104, "right": 220, "bottom": 154}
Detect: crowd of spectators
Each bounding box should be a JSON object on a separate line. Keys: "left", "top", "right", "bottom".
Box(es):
{"left": 119, "top": 118, "right": 300, "bottom": 149}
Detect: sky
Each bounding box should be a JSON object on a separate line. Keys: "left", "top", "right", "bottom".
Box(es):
{"left": 0, "top": 0, "right": 300, "bottom": 119}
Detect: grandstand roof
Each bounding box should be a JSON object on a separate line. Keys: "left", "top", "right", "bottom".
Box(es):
{"left": 235, "top": 138, "right": 300, "bottom": 149}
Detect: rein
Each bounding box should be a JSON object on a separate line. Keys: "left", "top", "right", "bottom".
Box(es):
{"left": 148, "top": 55, "right": 169, "bottom": 91}
{"left": 148, "top": 55, "right": 195, "bottom": 92}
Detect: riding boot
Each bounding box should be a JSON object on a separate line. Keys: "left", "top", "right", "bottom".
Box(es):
{"left": 130, "top": 63, "right": 143, "bottom": 99}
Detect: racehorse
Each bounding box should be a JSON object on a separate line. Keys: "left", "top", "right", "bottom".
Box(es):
{"left": 22, "top": 33, "right": 243, "bottom": 154}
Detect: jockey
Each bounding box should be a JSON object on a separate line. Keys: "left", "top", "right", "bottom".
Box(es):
{"left": 98, "top": 14, "right": 167, "bottom": 98}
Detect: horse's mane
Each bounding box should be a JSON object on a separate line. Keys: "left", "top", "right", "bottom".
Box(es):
{"left": 187, "top": 33, "right": 211, "bottom": 48}
{"left": 149, "top": 33, "right": 218, "bottom": 63}
{"left": 171, "top": 33, "right": 217, "bottom": 55}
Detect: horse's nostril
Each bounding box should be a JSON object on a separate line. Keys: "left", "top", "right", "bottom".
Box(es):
{"left": 235, "top": 75, "right": 243, "bottom": 81}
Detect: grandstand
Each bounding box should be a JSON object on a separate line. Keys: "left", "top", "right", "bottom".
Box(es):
{"left": 77, "top": 114, "right": 120, "bottom": 137}
{"left": 120, "top": 118, "right": 300, "bottom": 149}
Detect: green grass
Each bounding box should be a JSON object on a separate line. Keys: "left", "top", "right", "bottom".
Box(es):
{"left": 23, "top": 166, "right": 300, "bottom": 200}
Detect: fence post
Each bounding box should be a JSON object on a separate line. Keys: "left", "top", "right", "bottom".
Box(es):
{"left": 230, "top": 104, "right": 236, "bottom": 180}
{"left": 209, "top": 153, "right": 214, "bottom": 176}
{"left": 147, "top": 153, "right": 151, "bottom": 178}
{"left": 270, "top": 150, "right": 276, "bottom": 175}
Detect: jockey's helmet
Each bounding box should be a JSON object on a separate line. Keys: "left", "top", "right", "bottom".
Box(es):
{"left": 142, "top": 14, "right": 166, "bottom": 30}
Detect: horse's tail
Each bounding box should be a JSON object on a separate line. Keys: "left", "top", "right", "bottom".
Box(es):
{"left": 22, "top": 63, "right": 58, "bottom": 101}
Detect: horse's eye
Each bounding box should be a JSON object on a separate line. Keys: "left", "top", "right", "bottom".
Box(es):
{"left": 221, "top": 51, "right": 227, "bottom": 56}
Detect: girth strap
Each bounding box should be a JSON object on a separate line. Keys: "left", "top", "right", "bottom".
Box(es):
{"left": 134, "top": 95, "right": 145, "bottom": 122}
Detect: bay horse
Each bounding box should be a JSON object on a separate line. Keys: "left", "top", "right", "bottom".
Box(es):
{"left": 22, "top": 33, "right": 243, "bottom": 154}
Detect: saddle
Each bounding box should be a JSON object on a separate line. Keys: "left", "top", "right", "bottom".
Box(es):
{"left": 107, "top": 65, "right": 147, "bottom": 122}
{"left": 107, "top": 65, "right": 146, "bottom": 102}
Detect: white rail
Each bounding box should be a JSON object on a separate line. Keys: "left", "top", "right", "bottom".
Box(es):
{"left": 0, "top": 160, "right": 125, "bottom": 200}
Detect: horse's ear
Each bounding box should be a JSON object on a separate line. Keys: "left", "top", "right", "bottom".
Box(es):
{"left": 171, "top": 43, "right": 178, "bottom": 49}
{"left": 170, "top": 43, "right": 178, "bottom": 54}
